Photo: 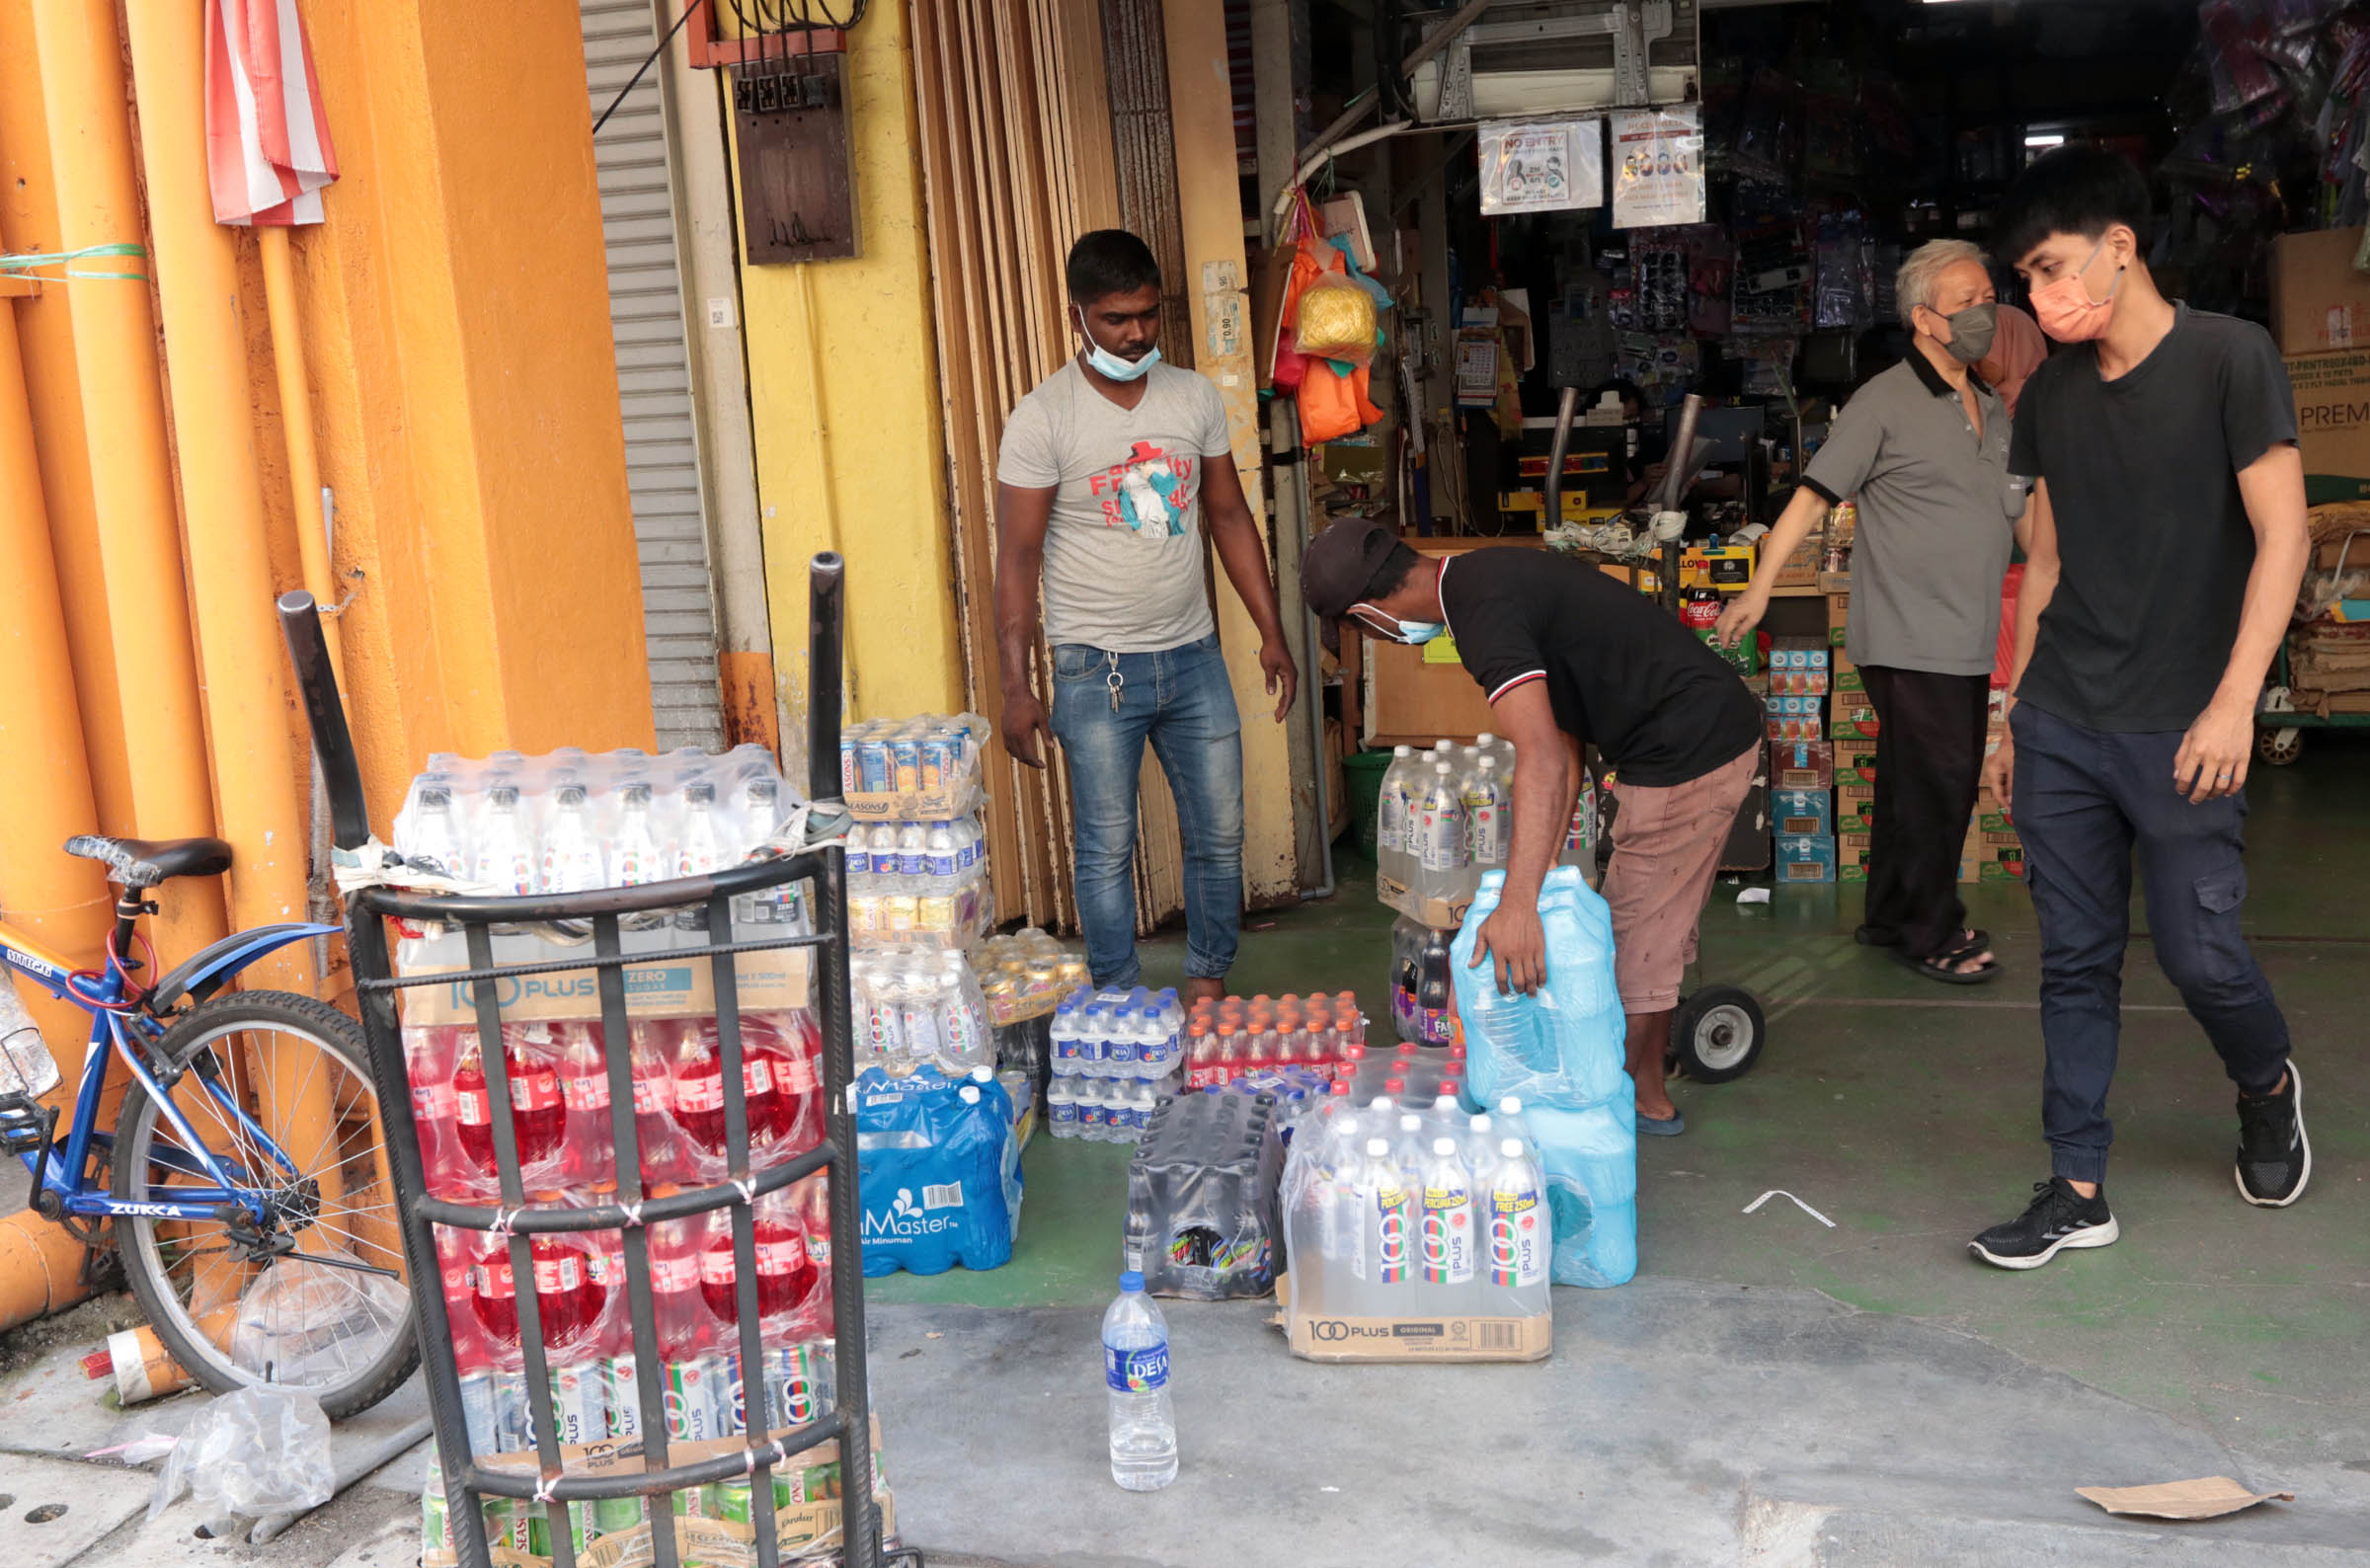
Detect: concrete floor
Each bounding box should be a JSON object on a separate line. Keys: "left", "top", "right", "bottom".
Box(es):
{"left": 868, "top": 730, "right": 2370, "bottom": 1564}
{"left": 8, "top": 735, "right": 2365, "bottom": 1567}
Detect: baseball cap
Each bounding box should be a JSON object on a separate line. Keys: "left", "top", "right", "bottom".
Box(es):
{"left": 1301, "top": 518, "right": 1400, "bottom": 654}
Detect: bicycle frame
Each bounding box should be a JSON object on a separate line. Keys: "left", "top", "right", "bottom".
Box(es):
{"left": 0, "top": 916, "right": 337, "bottom": 1224}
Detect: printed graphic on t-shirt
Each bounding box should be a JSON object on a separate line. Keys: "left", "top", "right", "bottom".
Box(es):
{"left": 1086, "top": 439, "right": 1197, "bottom": 538}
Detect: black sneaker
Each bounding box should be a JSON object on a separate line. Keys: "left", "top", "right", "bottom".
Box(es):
{"left": 1969, "top": 1178, "right": 2118, "bottom": 1270}
{"left": 2236, "top": 1062, "right": 2311, "bottom": 1208}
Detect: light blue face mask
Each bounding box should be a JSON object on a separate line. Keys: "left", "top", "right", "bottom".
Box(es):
{"left": 1074, "top": 307, "right": 1161, "bottom": 382}
{"left": 1354, "top": 605, "right": 1445, "bottom": 645}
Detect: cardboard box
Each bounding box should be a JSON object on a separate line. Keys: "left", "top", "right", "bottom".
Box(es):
{"left": 397, "top": 926, "right": 811, "bottom": 1026}
{"left": 1376, "top": 871, "right": 1473, "bottom": 932}
{"left": 1770, "top": 669, "right": 1831, "bottom": 696}
{"left": 1834, "top": 738, "right": 1878, "bottom": 784}
{"left": 1775, "top": 832, "right": 1836, "bottom": 883}
{"left": 1682, "top": 542, "right": 1757, "bottom": 591}
{"left": 1276, "top": 1273, "right": 1550, "bottom": 1363}
{"left": 1837, "top": 827, "right": 1871, "bottom": 867}
{"left": 1840, "top": 862, "right": 1868, "bottom": 883}
{"left": 1979, "top": 858, "right": 2025, "bottom": 883}
{"left": 1773, "top": 535, "right": 1822, "bottom": 588}
{"left": 1769, "top": 741, "right": 1834, "bottom": 790}
{"left": 445, "top": 1418, "right": 893, "bottom": 1568}
{"left": 1837, "top": 782, "right": 1875, "bottom": 827}
{"left": 1769, "top": 640, "right": 1831, "bottom": 672}
{"left": 2270, "top": 227, "right": 2370, "bottom": 356}
{"left": 1834, "top": 667, "right": 1865, "bottom": 694}
{"left": 1771, "top": 788, "right": 1833, "bottom": 836}
{"left": 2283, "top": 349, "right": 2370, "bottom": 504}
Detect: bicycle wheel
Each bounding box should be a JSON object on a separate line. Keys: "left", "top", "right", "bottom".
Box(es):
{"left": 114, "top": 991, "right": 420, "bottom": 1418}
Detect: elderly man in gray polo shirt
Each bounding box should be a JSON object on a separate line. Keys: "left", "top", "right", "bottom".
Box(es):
{"left": 1720, "top": 239, "right": 2026, "bottom": 982}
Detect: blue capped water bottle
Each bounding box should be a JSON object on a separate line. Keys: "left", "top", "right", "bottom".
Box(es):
{"left": 1102, "top": 1271, "right": 1177, "bottom": 1490}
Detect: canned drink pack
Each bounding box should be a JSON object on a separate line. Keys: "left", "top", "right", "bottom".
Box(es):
{"left": 489, "top": 1370, "right": 533, "bottom": 1453}
{"left": 525, "top": 1502, "right": 595, "bottom": 1559}
{"left": 548, "top": 1363, "right": 610, "bottom": 1449}
{"left": 590, "top": 1495, "right": 645, "bottom": 1539}
{"left": 662, "top": 1356, "right": 722, "bottom": 1443}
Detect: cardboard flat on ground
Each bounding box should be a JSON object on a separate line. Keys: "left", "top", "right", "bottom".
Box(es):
{"left": 2076, "top": 1476, "right": 2294, "bottom": 1521}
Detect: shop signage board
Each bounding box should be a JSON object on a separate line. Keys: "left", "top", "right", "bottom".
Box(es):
{"left": 1610, "top": 104, "right": 1705, "bottom": 229}
{"left": 1477, "top": 118, "right": 1603, "bottom": 216}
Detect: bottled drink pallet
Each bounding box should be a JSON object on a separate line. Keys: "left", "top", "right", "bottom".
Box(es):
{"left": 281, "top": 556, "right": 900, "bottom": 1568}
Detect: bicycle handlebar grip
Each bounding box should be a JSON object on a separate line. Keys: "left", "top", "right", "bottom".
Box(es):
{"left": 277, "top": 591, "right": 372, "bottom": 851}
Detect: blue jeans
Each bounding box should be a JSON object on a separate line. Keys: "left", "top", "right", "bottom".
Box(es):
{"left": 2011, "top": 702, "right": 2290, "bottom": 1184}
{"left": 1049, "top": 633, "right": 1244, "bottom": 987}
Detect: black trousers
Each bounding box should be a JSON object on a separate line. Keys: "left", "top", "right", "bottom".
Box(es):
{"left": 1859, "top": 665, "right": 1989, "bottom": 959}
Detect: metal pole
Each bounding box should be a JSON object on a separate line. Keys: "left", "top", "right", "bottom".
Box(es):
{"left": 276, "top": 591, "right": 370, "bottom": 851}
{"left": 807, "top": 553, "right": 844, "bottom": 804}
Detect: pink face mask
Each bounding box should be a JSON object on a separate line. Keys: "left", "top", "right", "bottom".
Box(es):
{"left": 2029, "top": 239, "right": 2123, "bottom": 343}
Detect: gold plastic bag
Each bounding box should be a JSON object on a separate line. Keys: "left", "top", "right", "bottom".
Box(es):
{"left": 1294, "top": 274, "right": 1377, "bottom": 366}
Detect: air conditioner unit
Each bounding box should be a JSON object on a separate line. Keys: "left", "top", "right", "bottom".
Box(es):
{"left": 1411, "top": 0, "right": 1701, "bottom": 120}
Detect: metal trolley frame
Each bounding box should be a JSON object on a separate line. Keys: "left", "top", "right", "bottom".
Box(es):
{"left": 278, "top": 554, "right": 885, "bottom": 1568}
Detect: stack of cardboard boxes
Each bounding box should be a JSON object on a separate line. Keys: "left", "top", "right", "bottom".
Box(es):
{"left": 1967, "top": 690, "right": 2022, "bottom": 883}
{"left": 2272, "top": 227, "right": 2370, "bottom": 507}
{"left": 1768, "top": 609, "right": 1843, "bottom": 881}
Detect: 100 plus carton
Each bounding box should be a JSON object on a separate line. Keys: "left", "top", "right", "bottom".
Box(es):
{"left": 396, "top": 923, "right": 811, "bottom": 1026}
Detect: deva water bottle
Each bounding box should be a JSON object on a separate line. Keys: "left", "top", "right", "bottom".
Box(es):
{"left": 1102, "top": 1272, "right": 1177, "bottom": 1491}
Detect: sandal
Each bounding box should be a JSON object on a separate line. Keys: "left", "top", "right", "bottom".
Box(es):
{"left": 1904, "top": 929, "right": 2000, "bottom": 985}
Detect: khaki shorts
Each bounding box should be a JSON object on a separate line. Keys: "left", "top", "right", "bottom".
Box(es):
{"left": 1602, "top": 744, "right": 1760, "bottom": 1013}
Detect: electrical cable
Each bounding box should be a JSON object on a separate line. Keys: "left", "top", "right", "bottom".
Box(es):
{"left": 592, "top": 0, "right": 705, "bottom": 136}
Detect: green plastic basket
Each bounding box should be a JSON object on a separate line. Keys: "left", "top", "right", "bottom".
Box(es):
{"left": 1341, "top": 747, "right": 1391, "bottom": 856}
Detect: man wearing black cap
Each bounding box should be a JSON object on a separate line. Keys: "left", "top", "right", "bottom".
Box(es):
{"left": 1303, "top": 521, "right": 1762, "bottom": 1133}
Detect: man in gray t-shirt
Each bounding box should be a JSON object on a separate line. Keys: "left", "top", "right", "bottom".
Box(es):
{"left": 1721, "top": 239, "right": 2025, "bottom": 984}
{"left": 993, "top": 230, "right": 1298, "bottom": 997}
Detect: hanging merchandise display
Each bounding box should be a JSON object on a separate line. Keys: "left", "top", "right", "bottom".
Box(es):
{"left": 1610, "top": 104, "right": 1706, "bottom": 229}
{"left": 1477, "top": 118, "right": 1604, "bottom": 216}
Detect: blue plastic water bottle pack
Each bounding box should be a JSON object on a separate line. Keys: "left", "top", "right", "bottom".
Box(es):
{"left": 854, "top": 1066, "right": 1022, "bottom": 1276}
{"left": 1450, "top": 866, "right": 1638, "bottom": 1288}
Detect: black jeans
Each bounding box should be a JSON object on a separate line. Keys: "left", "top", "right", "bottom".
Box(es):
{"left": 1859, "top": 666, "right": 1988, "bottom": 960}
{"left": 2012, "top": 702, "right": 2290, "bottom": 1183}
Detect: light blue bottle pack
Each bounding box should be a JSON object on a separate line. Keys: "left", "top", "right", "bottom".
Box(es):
{"left": 854, "top": 1067, "right": 1022, "bottom": 1276}
{"left": 1449, "top": 866, "right": 1636, "bottom": 1288}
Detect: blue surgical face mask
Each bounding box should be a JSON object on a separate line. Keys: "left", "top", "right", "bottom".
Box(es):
{"left": 1074, "top": 306, "right": 1160, "bottom": 383}
{"left": 1354, "top": 605, "right": 1445, "bottom": 646}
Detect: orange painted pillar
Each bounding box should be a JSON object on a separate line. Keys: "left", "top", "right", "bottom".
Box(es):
{"left": 0, "top": 293, "right": 113, "bottom": 1080}
{"left": 119, "top": 0, "right": 316, "bottom": 995}
{"left": 28, "top": 0, "right": 226, "bottom": 965}
{"left": 0, "top": 2, "right": 135, "bottom": 839}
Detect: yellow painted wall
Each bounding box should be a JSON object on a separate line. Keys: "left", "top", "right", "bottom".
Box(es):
{"left": 739, "top": 8, "right": 964, "bottom": 726}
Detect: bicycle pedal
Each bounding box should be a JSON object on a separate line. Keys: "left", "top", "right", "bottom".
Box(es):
{"left": 0, "top": 1092, "right": 47, "bottom": 1156}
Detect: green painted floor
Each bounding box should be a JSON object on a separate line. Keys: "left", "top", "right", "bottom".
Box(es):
{"left": 867, "top": 730, "right": 2370, "bottom": 1473}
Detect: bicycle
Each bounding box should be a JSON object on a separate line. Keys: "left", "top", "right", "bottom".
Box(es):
{"left": 0, "top": 834, "right": 418, "bottom": 1417}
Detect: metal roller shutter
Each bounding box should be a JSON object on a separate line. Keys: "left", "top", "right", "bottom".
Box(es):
{"left": 581, "top": 0, "right": 725, "bottom": 749}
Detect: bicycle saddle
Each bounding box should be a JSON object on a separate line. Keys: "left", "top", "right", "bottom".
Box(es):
{"left": 64, "top": 834, "right": 234, "bottom": 888}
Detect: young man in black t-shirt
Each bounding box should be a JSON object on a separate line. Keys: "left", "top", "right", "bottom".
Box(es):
{"left": 1970, "top": 148, "right": 2313, "bottom": 1270}
{"left": 1302, "top": 521, "right": 1764, "bottom": 1135}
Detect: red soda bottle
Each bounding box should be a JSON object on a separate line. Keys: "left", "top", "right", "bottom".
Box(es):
{"left": 556, "top": 1022, "right": 615, "bottom": 1191}
{"left": 669, "top": 1020, "right": 728, "bottom": 1156}
{"left": 1213, "top": 1021, "right": 1244, "bottom": 1086}
{"left": 452, "top": 1031, "right": 497, "bottom": 1178}
{"left": 1334, "top": 992, "right": 1364, "bottom": 1046}
{"left": 752, "top": 1190, "right": 818, "bottom": 1322}
{"left": 628, "top": 1023, "right": 692, "bottom": 1185}
{"left": 505, "top": 1025, "right": 567, "bottom": 1172}
{"left": 797, "top": 1174, "right": 835, "bottom": 1337}
{"left": 405, "top": 1026, "right": 469, "bottom": 1199}
{"left": 435, "top": 1226, "right": 494, "bottom": 1372}
{"left": 468, "top": 1235, "right": 522, "bottom": 1360}
{"left": 648, "top": 1208, "right": 719, "bottom": 1360}
{"left": 747, "top": 1011, "right": 820, "bottom": 1154}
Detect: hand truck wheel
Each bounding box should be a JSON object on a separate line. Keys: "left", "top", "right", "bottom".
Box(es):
{"left": 1668, "top": 985, "right": 1766, "bottom": 1084}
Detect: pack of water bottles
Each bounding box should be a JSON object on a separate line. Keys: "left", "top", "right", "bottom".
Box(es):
{"left": 1277, "top": 1089, "right": 1551, "bottom": 1362}
{"left": 854, "top": 1065, "right": 1022, "bottom": 1276}
{"left": 1375, "top": 734, "right": 1600, "bottom": 923}
{"left": 849, "top": 947, "right": 997, "bottom": 1077}
{"left": 1450, "top": 865, "right": 1638, "bottom": 1290}
{"left": 838, "top": 714, "right": 988, "bottom": 821}
{"left": 390, "top": 744, "right": 807, "bottom": 921}
{"left": 1042, "top": 985, "right": 1184, "bottom": 1143}
{"left": 844, "top": 813, "right": 993, "bottom": 948}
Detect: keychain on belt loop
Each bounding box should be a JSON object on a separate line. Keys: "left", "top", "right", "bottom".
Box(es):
{"left": 1106, "top": 651, "right": 1125, "bottom": 713}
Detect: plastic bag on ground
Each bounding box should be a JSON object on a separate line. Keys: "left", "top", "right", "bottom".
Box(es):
{"left": 228, "top": 1250, "right": 410, "bottom": 1388}
{"left": 147, "top": 1385, "right": 333, "bottom": 1521}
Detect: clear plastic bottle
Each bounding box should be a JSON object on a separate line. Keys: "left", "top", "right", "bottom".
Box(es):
{"left": 541, "top": 783, "right": 605, "bottom": 895}
{"left": 1413, "top": 763, "right": 1467, "bottom": 909}
{"left": 608, "top": 782, "right": 663, "bottom": 890}
{"left": 1419, "top": 1136, "right": 1477, "bottom": 1316}
{"left": 1459, "top": 1112, "right": 1499, "bottom": 1176}
{"left": 1463, "top": 755, "right": 1510, "bottom": 898}
{"left": 410, "top": 784, "right": 469, "bottom": 878}
{"left": 1355, "top": 1136, "right": 1412, "bottom": 1317}
{"left": 1102, "top": 1271, "right": 1177, "bottom": 1491}
{"left": 1495, "top": 1096, "right": 1539, "bottom": 1163}
{"left": 474, "top": 784, "right": 537, "bottom": 895}
{"left": 674, "top": 782, "right": 724, "bottom": 930}
{"left": 1376, "top": 744, "right": 1419, "bottom": 892}
{"left": 1480, "top": 1137, "right": 1549, "bottom": 1320}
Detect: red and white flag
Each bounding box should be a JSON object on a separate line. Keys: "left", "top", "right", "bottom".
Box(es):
{"left": 203, "top": 0, "right": 339, "bottom": 226}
